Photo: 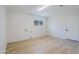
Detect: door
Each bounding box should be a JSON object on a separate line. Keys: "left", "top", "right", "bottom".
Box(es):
{"left": 66, "top": 16, "right": 79, "bottom": 41}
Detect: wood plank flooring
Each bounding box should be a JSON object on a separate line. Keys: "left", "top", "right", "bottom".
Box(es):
{"left": 6, "top": 36, "right": 79, "bottom": 54}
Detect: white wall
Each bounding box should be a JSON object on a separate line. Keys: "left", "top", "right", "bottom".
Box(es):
{"left": 0, "top": 6, "right": 7, "bottom": 53}
{"left": 7, "top": 10, "right": 48, "bottom": 43}
{"left": 48, "top": 13, "right": 79, "bottom": 41}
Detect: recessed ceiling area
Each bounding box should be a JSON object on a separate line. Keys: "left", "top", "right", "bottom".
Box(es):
{"left": 7, "top": 5, "right": 79, "bottom": 17}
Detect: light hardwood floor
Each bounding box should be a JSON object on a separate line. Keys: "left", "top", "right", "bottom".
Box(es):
{"left": 6, "top": 36, "right": 79, "bottom": 54}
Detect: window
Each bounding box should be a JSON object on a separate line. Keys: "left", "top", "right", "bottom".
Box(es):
{"left": 34, "top": 20, "right": 38, "bottom": 26}
{"left": 39, "top": 21, "right": 43, "bottom": 25}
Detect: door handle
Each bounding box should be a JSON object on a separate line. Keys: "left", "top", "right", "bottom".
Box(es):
{"left": 24, "top": 29, "right": 27, "bottom": 32}
{"left": 65, "top": 29, "right": 69, "bottom": 31}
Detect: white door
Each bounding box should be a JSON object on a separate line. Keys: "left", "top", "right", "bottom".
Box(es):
{"left": 66, "top": 16, "right": 79, "bottom": 41}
